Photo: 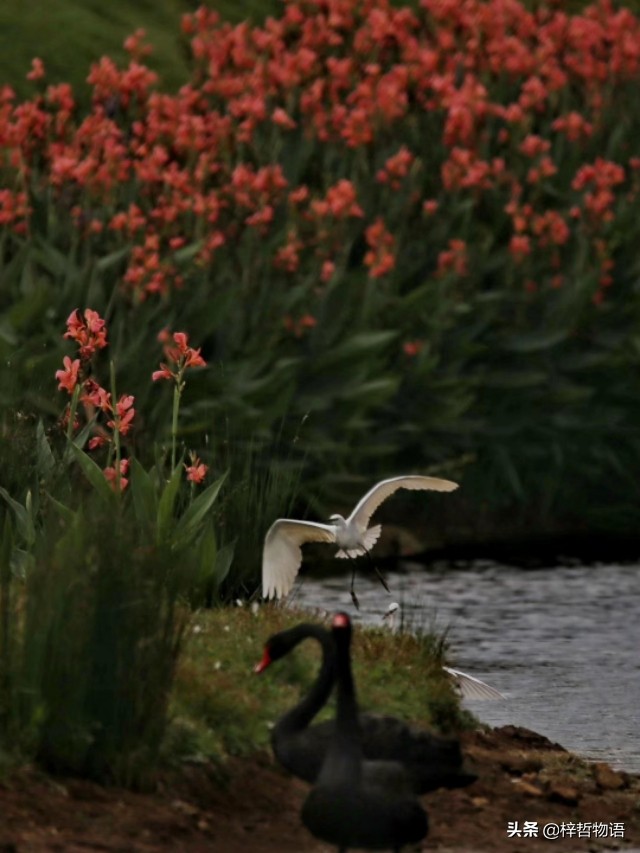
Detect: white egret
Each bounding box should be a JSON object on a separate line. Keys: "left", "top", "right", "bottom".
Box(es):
{"left": 262, "top": 474, "right": 458, "bottom": 606}
{"left": 383, "top": 602, "right": 504, "bottom": 701}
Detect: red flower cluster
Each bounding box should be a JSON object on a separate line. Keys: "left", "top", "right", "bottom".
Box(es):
{"left": 364, "top": 218, "right": 395, "bottom": 278}
{"left": 403, "top": 340, "right": 424, "bottom": 358}
{"left": 55, "top": 308, "right": 135, "bottom": 490}
{"left": 310, "top": 179, "right": 364, "bottom": 219}
{"left": 283, "top": 313, "right": 317, "bottom": 338}
{"left": 104, "top": 459, "right": 130, "bottom": 492}
{"left": 56, "top": 312, "right": 211, "bottom": 490}
{"left": 437, "top": 239, "right": 468, "bottom": 278}
{"left": 572, "top": 158, "right": 626, "bottom": 226}
{"left": 152, "top": 330, "right": 206, "bottom": 384}
{"left": 2, "top": 0, "right": 639, "bottom": 311}
{"left": 376, "top": 147, "right": 415, "bottom": 190}
{"left": 185, "top": 452, "right": 208, "bottom": 484}
{"left": 63, "top": 309, "right": 108, "bottom": 360}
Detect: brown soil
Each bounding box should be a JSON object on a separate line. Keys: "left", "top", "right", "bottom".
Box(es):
{"left": 1, "top": 726, "right": 638, "bottom": 852}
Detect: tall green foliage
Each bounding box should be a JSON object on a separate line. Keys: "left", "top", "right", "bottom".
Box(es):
{"left": 0, "top": 366, "right": 230, "bottom": 782}
{"left": 26, "top": 506, "right": 187, "bottom": 786}
{"left": 2, "top": 0, "right": 640, "bottom": 543}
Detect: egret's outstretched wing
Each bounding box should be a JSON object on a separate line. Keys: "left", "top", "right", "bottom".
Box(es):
{"left": 348, "top": 475, "right": 459, "bottom": 531}
{"left": 444, "top": 667, "right": 505, "bottom": 701}
{"left": 262, "top": 519, "right": 336, "bottom": 599}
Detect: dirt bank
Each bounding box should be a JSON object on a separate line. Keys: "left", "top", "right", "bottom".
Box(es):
{"left": 1, "top": 725, "right": 638, "bottom": 852}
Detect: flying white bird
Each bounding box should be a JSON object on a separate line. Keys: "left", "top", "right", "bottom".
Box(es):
{"left": 262, "top": 474, "right": 458, "bottom": 606}
{"left": 383, "top": 602, "right": 505, "bottom": 701}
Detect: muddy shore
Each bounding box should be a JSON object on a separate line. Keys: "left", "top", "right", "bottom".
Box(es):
{"left": 1, "top": 725, "right": 638, "bottom": 852}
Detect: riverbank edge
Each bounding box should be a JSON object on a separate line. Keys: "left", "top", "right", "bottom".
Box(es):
{"left": 0, "top": 724, "right": 638, "bottom": 852}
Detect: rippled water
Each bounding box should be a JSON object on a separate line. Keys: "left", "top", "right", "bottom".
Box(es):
{"left": 290, "top": 562, "right": 640, "bottom": 774}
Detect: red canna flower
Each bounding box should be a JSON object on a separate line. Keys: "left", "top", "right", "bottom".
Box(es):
{"left": 81, "top": 379, "right": 111, "bottom": 412}
{"left": 437, "top": 239, "right": 468, "bottom": 278}
{"left": 519, "top": 135, "right": 551, "bottom": 158}
{"left": 64, "top": 308, "right": 108, "bottom": 360}
{"left": 55, "top": 356, "right": 80, "bottom": 394}
{"left": 376, "top": 146, "right": 415, "bottom": 189}
{"left": 153, "top": 331, "right": 206, "bottom": 383}
{"left": 364, "top": 218, "right": 396, "bottom": 278}
{"left": 509, "top": 235, "right": 532, "bottom": 262}
{"left": 107, "top": 394, "right": 135, "bottom": 436}
{"left": 311, "top": 179, "right": 363, "bottom": 220}
{"left": 152, "top": 364, "right": 174, "bottom": 382}
{"left": 185, "top": 455, "right": 208, "bottom": 484}
{"left": 283, "top": 313, "right": 317, "bottom": 339}
{"left": 321, "top": 260, "right": 336, "bottom": 282}
{"left": 88, "top": 435, "right": 109, "bottom": 450}
{"left": 26, "top": 58, "right": 45, "bottom": 82}
{"left": 403, "top": 340, "right": 424, "bottom": 358}
{"left": 123, "top": 28, "right": 153, "bottom": 60}
{"left": 59, "top": 405, "right": 80, "bottom": 434}
{"left": 272, "top": 107, "right": 297, "bottom": 130}
{"left": 104, "top": 458, "right": 130, "bottom": 492}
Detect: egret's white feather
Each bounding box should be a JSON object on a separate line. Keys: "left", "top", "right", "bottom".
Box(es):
{"left": 349, "top": 475, "right": 458, "bottom": 531}
{"left": 261, "top": 476, "right": 458, "bottom": 600}
{"left": 335, "top": 525, "right": 382, "bottom": 557}
{"left": 383, "top": 603, "right": 504, "bottom": 702}
{"left": 362, "top": 523, "right": 382, "bottom": 552}
{"left": 443, "top": 667, "right": 505, "bottom": 701}
{"left": 262, "top": 519, "right": 336, "bottom": 599}
{"left": 335, "top": 548, "right": 361, "bottom": 559}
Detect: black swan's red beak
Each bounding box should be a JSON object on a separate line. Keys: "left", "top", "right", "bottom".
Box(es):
{"left": 254, "top": 648, "right": 272, "bottom": 674}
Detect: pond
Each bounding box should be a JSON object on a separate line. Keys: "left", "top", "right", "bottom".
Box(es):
{"left": 291, "top": 562, "right": 640, "bottom": 774}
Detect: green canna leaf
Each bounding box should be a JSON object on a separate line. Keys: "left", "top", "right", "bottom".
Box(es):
{"left": 213, "top": 540, "right": 236, "bottom": 590}
{"left": 67, "top": 442, "right": 117, "bottom": 506}
{"left": 0, "top": 486, "right": 35, "bottom": 547}
{"left": 130, "top": 457, "right": 158, "bottom": 533}
{"left": 36, "top": 420, "right": 56, "bottom": 483}
{"left": 501, "top": 329, "right": 568, "bottom": 353}
{"left": 45, "top": 492, "right": 77, "bottom": 524}
{"left": 156, "top": 461, "right": 183, "bottom": 543}
{"left": 172, "top": 470, "right": 228, "bottom": 548}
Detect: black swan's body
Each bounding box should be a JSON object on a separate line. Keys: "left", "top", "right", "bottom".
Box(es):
{"left": 255, "top": 622, "right": 475, "bottom": 793}
{"left": 301, "top": 612, "right": 429, "bottom": 852}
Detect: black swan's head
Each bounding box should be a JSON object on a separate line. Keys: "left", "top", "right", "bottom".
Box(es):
{"left": 332, "top": 611, "right": 351, "bottom": 633}
{"left": 254, "top": 622, "right": 326, "bottom": 673}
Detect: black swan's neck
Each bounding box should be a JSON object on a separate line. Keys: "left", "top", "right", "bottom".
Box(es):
{"left": 275, "top": 624, "right": 335, "bottom": 734}
{"left": 318, "top": 621, "right": 361, "bottom": 786}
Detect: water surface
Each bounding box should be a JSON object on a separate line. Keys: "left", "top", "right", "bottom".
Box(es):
{"left": 291, "top": 562, "right": 640, "bottom": 773}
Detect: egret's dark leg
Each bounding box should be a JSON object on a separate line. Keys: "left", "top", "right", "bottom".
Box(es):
{"left": 363, "top": 548, "right": 391, "bottom": 594}
{"left": 349, "top": 559, "right": 360, "bottom": 610}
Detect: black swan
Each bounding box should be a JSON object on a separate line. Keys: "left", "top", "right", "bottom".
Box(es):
{"left": 301, "top": 612, "right": 429, "bottom": 852}
{"left": 254, "top": 621, "right": 476, "bottom": 792}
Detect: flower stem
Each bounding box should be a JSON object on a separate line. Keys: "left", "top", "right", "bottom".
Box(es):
{"left": 66, "top": 383, "right": 81, "bottom": 442}
{"left": 110, "top": 360, "right": 121, "bottom": 493}
{"left": 171, "top": 378, "right": 182, "bottom": 472}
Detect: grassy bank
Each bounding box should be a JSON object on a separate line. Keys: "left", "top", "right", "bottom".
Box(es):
{"left": 169, "top": 603, "right": 470, "bottom": 770}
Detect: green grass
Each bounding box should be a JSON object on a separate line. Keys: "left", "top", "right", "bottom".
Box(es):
{"left": 169, "top": 604, "right": 474, "bottom": 769}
